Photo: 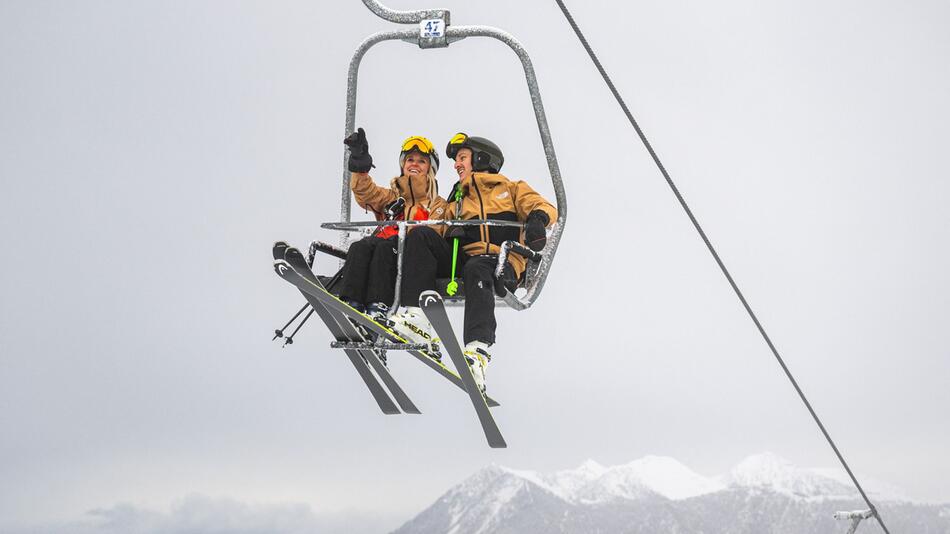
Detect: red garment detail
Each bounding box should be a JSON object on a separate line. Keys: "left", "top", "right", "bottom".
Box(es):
{"left": 375, "top": 226, "right": 398, "bottom": 239}
{"left": 373, "top": 206, "right": 429, "bottom": 238}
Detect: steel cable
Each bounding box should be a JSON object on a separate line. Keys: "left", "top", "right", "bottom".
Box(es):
{"left": 552, "top": 1, "right": 889, "bottom": 531}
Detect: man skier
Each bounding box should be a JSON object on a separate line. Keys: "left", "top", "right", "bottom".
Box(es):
{"left": 398, "top": 132, "right": 557, "bottom": 392}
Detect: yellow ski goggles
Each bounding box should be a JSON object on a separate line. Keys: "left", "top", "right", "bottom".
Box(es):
{"left": 401, "top": 135, "right": 435, "bottom": 155}
{"left": 446, "top": 132, "right": 469, "bottom": 159}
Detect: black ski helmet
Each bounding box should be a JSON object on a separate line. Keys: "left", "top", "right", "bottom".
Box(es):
{"left": 445, "top": 132, "right": 504, "bottom": 173}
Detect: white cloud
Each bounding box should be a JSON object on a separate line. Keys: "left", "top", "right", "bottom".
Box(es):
{"left": 6, "top": 495, "right": 400, "bottom": 534}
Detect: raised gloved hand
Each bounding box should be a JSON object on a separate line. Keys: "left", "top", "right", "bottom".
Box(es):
{"left": 343, "top": 127, "right": 374, "bottom": 173}
{"left": 524, "top": 210, "right": 550, "bottom": 251}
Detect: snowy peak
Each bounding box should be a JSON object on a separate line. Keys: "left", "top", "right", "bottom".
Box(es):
{"left": 727, "top": 452, "right": 799, "bottom": 487}
{"left": 569, "top": 455, "right": 724, "bottom": 502}
{"left": 445, "top": 453, "right": 901, "bottom": 512}
{"left": 393, "top": 454, "right": 928, "bottom": 534}
{"left": 459, "top": 456, "right": 724, "bottom": 505}
{"left": 576, "top": 458, "right": 606, "bottom": 475}
{"left": 610, "top": 455, "right": 726, "bottom": 500}
{"left": 724, "top": 452, "right": 856, "bottom": 500}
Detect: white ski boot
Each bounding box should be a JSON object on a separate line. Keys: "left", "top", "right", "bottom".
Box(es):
{"left": 463, "top": 341, "right": 491, "bottom": 393}
{"left": 390, "top": 306, "right": 442, "bottom": 362}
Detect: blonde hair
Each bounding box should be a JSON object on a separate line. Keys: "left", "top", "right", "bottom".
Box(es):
{"left": 395, "top": 154, "right": 439, "bottom": 210}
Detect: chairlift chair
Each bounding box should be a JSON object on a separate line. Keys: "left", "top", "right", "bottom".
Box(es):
{"left": 319, "top": 0, "right": 567, "bottom": 311}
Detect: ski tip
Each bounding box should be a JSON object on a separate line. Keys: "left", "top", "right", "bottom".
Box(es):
{"left": 272, "top": 241, "right": 290, "bottom": 260}
{"left": 419, "top": 290, "right": 442, "bottom": 308}
{"left": 273, "top": 259, "right": 292, "bottom": 277}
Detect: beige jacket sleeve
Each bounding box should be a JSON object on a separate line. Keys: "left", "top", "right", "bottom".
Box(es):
{"left": 350, "top": 172, "right": 397, "bottom": 214}
{"left": 512, "top": 180, "right": 558, "bottom": 226}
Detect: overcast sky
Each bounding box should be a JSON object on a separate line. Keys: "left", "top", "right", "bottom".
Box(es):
{"left": 2, "top": 0, "right": 949, "bottom": 532}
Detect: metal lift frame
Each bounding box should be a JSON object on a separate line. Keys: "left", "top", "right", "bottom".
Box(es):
{"left": 327, "top": 0, "right": 568, "bottom": 311}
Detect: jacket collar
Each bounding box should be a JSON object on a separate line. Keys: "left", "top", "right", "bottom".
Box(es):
{"left": 449, "top": 172, "right": 510, "bottom": 202}
{"left": 392, "top": 173, "right": 431, "bottom": 202}
{"left": 465, "top": 172, "right": 508, "bottom": 190}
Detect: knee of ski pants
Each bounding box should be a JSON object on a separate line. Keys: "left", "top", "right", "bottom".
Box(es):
{"left": 463, "top": 256, "right": 495, "bottom": 286}
{"left": 372, "top": 236, "right": 397, "bottom": 255}
{"left": 406, "top": 225, "right": 439, "bottom": 245}
{"left": 347, "top": 237, "right": 376, "bottom": 257}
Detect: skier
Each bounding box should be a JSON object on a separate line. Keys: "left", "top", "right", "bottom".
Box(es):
{"left": 338, "top": 128, "right": 448, "bottom": 333}
{"left": 398, "top": 132, "right": 557, "bottom": 392}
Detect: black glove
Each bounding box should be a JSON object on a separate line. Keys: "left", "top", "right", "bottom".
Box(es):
{"left": 524, "top": 210, "right": 549, "bottom": 251}
{"left": 446, "top": 225, "right": 466, "bottom": 239}
{"left": 445, "top": 181, "right": 468, "bottom": 239}
{"left": 384, "top": 197, "right": 406, "bottom": 219}
{"left": 343, "top": 127, "right": 374, "bottom": 173}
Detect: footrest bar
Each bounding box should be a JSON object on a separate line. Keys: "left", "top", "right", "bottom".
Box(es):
{"left": 331, "top": 341, "right": 435, "bottom": 351}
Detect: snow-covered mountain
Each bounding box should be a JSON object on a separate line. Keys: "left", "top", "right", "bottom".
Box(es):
{"left": 392, "top": 453, "right": 949, "bottom": 534}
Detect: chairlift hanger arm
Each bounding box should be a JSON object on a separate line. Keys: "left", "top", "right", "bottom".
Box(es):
{"left": 360, "top": 0, "right": 448, "bottom": 25}
{"left": 341, "top": 26, "right": 566, "bottom": 226}
{"left": 337, "top": 0, "right": 567, "bottom": 310}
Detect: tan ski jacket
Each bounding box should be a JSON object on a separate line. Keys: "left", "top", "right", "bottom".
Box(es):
{"left": 445, "top": 172, "right": 558, "bottom": 279}
{"left": 350, "top": 172, "right": 448, "bottom": 236}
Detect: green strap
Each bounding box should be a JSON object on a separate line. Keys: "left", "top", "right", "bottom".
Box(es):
{"left": 446, "top": 239, "right": 460, "bottom": 296}
{"left": 446, "top": 186, "right": 464, "bottom": 296}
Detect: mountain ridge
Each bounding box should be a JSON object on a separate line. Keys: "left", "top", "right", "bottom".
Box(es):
{"left": 392, "top": 453, "right": 948, "bottom": 534}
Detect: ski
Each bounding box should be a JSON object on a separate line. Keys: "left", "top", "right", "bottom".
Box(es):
{"left": 419, "top": 291, "right": 507, "bottom": 448}
{"left": 277, "top": 246, "right": 501, "bottom": 407}
{"left": 320, "top": 300, "right": 421, "bottom": 414}
{"left": 272, "top": 242, "right": 407, "bottom": 415}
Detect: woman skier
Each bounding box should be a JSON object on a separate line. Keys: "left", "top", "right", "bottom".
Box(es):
{"left": 337, "top": 128, "right": 448, "bottom": 331}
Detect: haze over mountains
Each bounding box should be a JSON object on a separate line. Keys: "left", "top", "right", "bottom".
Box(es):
{"left": 393, "top": 453, "right": 950, "bottom": 534}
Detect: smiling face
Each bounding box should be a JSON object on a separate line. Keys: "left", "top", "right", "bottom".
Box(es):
{"left": 454, "top": 148, "right": 474, "bottom": 180}
{"left": 402, "top": 151, "right": 431, "bottom": 177}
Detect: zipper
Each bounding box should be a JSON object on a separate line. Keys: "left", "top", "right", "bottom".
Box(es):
{"left": 407, "top": 176, "right": 417, "bottom": 219}
{"left": 471, "top": 174, "right": 490, "bottom": 254}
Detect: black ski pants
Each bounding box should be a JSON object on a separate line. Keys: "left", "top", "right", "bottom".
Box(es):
{"left": 461, "top": 255, "right": 514, "bottom": 346}
{"left": 397, "top": 226, "right": 515, "bottom": 345}
{"left": 400, "top": 226, "right": 453, "bottom": 306}
{"left": 338, "top": 235, "right": 397, "bottom": 306}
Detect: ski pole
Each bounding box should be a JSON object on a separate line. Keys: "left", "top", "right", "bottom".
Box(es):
{"left": 446, "top": 187, "right": 464, "bottom": 296}
{"left": 274, "top": 303, "right": 309, "bottom": 341}
{"left": 446, "top": 239, "right": 461, "bottom": 295}
{"left": 283, "top": 307, "right": 315, "bottom": 347}
{"left": 273, "top": 262, "right": 344, "bottom": 342}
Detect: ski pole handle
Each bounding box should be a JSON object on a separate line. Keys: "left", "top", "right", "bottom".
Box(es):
{"left": 446, "top": 186, "right": 465, "bottom": 296}
{"left": 447, "top": 238, "right": 460, "bottom": 296}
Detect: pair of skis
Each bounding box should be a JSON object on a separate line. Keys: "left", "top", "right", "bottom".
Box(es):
{"left": 273, "top": 242, "right": 507, "bottom": 448}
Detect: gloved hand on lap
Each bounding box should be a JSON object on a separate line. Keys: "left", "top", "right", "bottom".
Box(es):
{"left": 524, "top": 210, "right": 550, "bottom": 251}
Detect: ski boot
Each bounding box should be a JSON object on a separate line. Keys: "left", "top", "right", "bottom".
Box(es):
{"left": 463, "top": 341, "right": 491, "bottom": 393}
{"left": 389, "top": 306, "right": 442, "bottom": 362}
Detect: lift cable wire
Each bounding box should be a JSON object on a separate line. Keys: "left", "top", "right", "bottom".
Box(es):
{"left": 552, "top": 1, "right": 888, "bottom": 532}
